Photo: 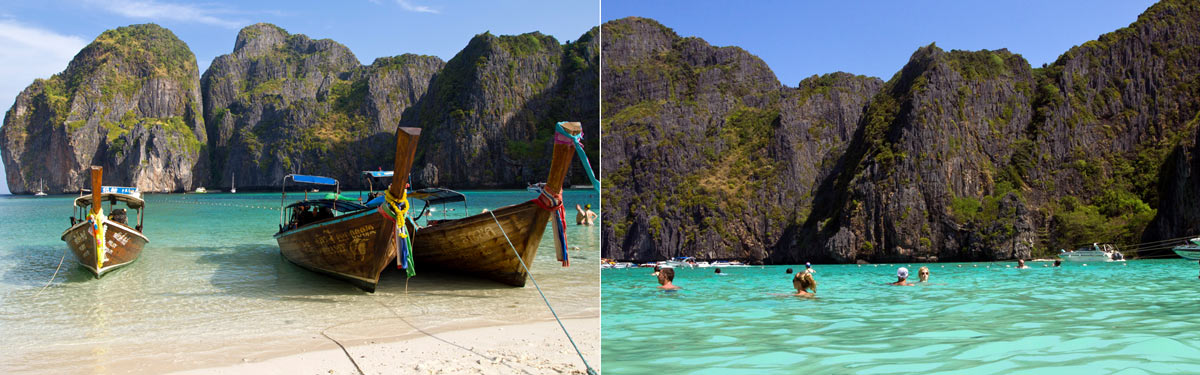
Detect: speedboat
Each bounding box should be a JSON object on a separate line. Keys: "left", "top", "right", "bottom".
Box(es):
{"left": 1059, "top": 243, "right": 1125, "bottom": 262}
{"left": 1172, "top": 238, "right": 1200, "bottom": 260}
{"left": 665, "top": 257, "right": 696, "bottom": 268}
{"left": 710, "top": 260, "right": 751, "bottom": 268}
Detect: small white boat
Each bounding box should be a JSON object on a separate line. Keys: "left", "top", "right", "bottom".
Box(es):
{"left": 710, "top": 260, "right": 751, "bottom": 268}
{"left": 1059, "top": 243, "right": 1125, "bottom": 262}
{"left": 695, "top": 261, "right": 712, "bottom": 268}
{"left": 194, "top": 187, "right": 207, "bottom": 194}
{"left": 614, "top": 262, "right": 635, "bottom": 269}
{"left": 1172, "top": 238, "right": 1200, "bottom": 260}
{"left": 665, "top": 257, "right": 696, "bottom": 268}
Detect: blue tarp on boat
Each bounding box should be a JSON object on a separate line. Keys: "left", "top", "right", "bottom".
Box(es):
{"left": 363, "top": 171, "right": 393, "bottom": 178}
{"left": 288, "top": 174, "right": 338, "bottom": 185}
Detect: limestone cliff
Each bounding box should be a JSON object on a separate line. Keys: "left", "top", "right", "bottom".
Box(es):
{"left": 400, "top": 28, "right": 601, "bottom": 188}
{"left": 201, "top": 23, "right": 444, "bottom": 189}
{"left": 2, "top": 22, "right": 598, "bottom": 193}
{"left": 0, "top": 24, "right": 206, "bottom": 193}
{"left": 604, "top": 0, "right": 1200, "bottom": 262}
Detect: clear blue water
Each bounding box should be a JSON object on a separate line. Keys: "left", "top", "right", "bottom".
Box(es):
{"left": 0, "top": 190, "right": 599, "bottom": 373}
{"left": 602, "top": 261, "right": 1200, "bottom": 374}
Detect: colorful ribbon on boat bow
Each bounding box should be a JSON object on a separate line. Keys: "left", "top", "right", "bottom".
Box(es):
{"left": 531, "top": 184, "right": 569, "bottom": 267}
{"left": 555, "top": 121, "right": 600, "bottom": 195}
{"left": 88, "top": 208, "right": 108, "bottom": 270}
{"left": 386, "top": 189, "right": 416, "bottom": 277}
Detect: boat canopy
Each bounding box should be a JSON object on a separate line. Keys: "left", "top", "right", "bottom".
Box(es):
{"left": 283, "top": 199, "right": 367, "bottom": 213}
{"left": 363, "top": 171, "right": 393, "bottom": 178}
{"left": 101, "top": 186, "right": 140, "bottom": 197}
{"left": 287, "top": 174, "right": 338, "bottom": 185}
{"left": 74, "top": 192, "right": 144, "bottom": 209}
{"left": 323, "top": 193, "right": 359, "bottom": 202}
{"left": 409, "top": 188, "right": 466, "bottom": 206}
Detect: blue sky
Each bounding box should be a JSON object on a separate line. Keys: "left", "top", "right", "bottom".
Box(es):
{"left": 0, "top": 0, "right": 598, "bottom": 194}
{"left": 603, "top": 0, "right": 1158, "bottom": 86}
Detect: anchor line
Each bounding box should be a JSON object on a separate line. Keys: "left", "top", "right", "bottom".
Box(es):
{"left": 487, "top": 211, "right": 597, "bottom": 375}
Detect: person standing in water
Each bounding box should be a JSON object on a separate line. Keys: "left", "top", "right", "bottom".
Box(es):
{"left": 889, "top": 267, "right": 914, "bottom": 286}
{"left": 575, "top": 204, "right": 597, "bottom": 226}
{"left": 1016, "top": 259, "right": 1030, "bottom": 269}
{"left": 804, "top": 262, "right": 816, "bottom": 274}
{"left": 917, "top": 266, "right": 930, "bottom": 282}
{"left": 657, "top": 268, "right": 681, "bottom": 290}
{"left": 793, "top": 272, "right": 817, "bottom": 297}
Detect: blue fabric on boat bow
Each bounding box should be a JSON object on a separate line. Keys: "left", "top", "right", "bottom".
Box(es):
{"left": 555, "top": 122, "right": 601, "bottom": 195}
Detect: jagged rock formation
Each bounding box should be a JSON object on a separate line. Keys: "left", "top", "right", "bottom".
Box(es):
{"left": 602, "top": 17, "right": 882, "bottom": 261}
{"left": 603, "top": 0, "right": 1200, "bottom": 262}
{"left": 201, "top": 23, "right": 444, "bottom": 189}
{"left": 2, "top": 22, "right": 599, "bottom": 192}
{"left": 0, "top": 24, "right": 206, "bottom": 193}
{"left": 401, "top": 28, "right": 600, "bottom": 188}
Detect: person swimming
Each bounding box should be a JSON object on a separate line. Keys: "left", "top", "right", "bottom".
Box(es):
{"left": 657, "top": 268, "right": 681, "bottom": 290}
{"left": 1053, "top": 259, "right": 1062, "bottom": 267}
{"left": 793, "top": 272, "right": 817, "bottom": 297}
{"left": 917, "top": 266, "right": 930, "bottom": 282}
{"left": 785, "top": 268, "right": 794, "bottom": 274}
{"left": 714, "top": 268, "right": 722, "bottom": 274}
{"left": 889, "top": 267, "right": 914, "bottom": 286}
{"left": 1016, "top": 259, "right": 1030, "bottom": 269}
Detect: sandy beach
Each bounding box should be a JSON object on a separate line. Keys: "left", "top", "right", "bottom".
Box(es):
{"left": 172, "top": 317, "right": 599, "bottom": 375}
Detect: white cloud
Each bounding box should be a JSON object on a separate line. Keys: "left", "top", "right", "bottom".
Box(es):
{"left": 395, "top": 0, "right": 439, "bottom": 14}
{"left": 86, "top": 0, "right": 245, "bottom": 29}
{"left": 0, "top": 20, "right": 88, "bottom": 194}
{"left": 0, "top": 19, "right": 87, "bottom": 116}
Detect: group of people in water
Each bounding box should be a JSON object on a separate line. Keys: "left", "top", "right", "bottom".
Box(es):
{"left": 654, "top": 259, "right": 1069, "bottom": 296}
{"left": 575, "top": 204, "right": 597, "bottom": 226}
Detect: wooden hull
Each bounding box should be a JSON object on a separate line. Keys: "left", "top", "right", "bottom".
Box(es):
{"left": 60, "top": 221, "right": 149, "bottom": 278}
{"left": 410, "top": 200, "right": 551, "bottom": 287}
{"left": 274, "top": 205, "right": 398, "bottom": 292}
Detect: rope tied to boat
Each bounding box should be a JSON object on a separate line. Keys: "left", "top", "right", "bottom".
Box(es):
{"left": 555, "top": 121, "right": 600, "bottom": 195}
{"left": 88, "top": 208, "right": 108, "bottom": 269}
{"left": 386, "top": 189, "right": 416, "bottom": 277}
{"left": 530, "top": 183, "right": 569, "bottom": 267}
{"left": 486, "top": 210, "right": 596, "bottom": 375}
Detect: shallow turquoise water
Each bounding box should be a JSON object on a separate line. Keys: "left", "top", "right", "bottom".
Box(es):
{"left": 0, "top": 190, "right": 599, "bottom": 373}
{"left": 602, "top": 261, "right": 1200, "bottom": 374}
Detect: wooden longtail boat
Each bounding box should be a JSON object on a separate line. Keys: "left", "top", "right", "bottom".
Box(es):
{"left": 273, "top": 127, "right": 421, "bottom": 292}
{"left": 407, "top": 122, "right": 582, "bottom": 287}
{"left": 59, "top": 166, "right": 149, "bottom": 278}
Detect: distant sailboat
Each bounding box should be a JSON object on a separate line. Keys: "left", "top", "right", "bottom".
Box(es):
{"left": 230, "top": 173, "right": 237, "bottom": 194}
{"left": 34, "top": 179, "right": 47, "bottom": 196}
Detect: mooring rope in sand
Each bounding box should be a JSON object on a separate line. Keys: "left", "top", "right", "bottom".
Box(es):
{"left": 319, "top": 329, "right": 365, "bottom": 375}
{"left": 33, "top": 248, "right": 69, "bottom": 297}
{"left": 487, "top": 211, "right": 597, "bottom": 375}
